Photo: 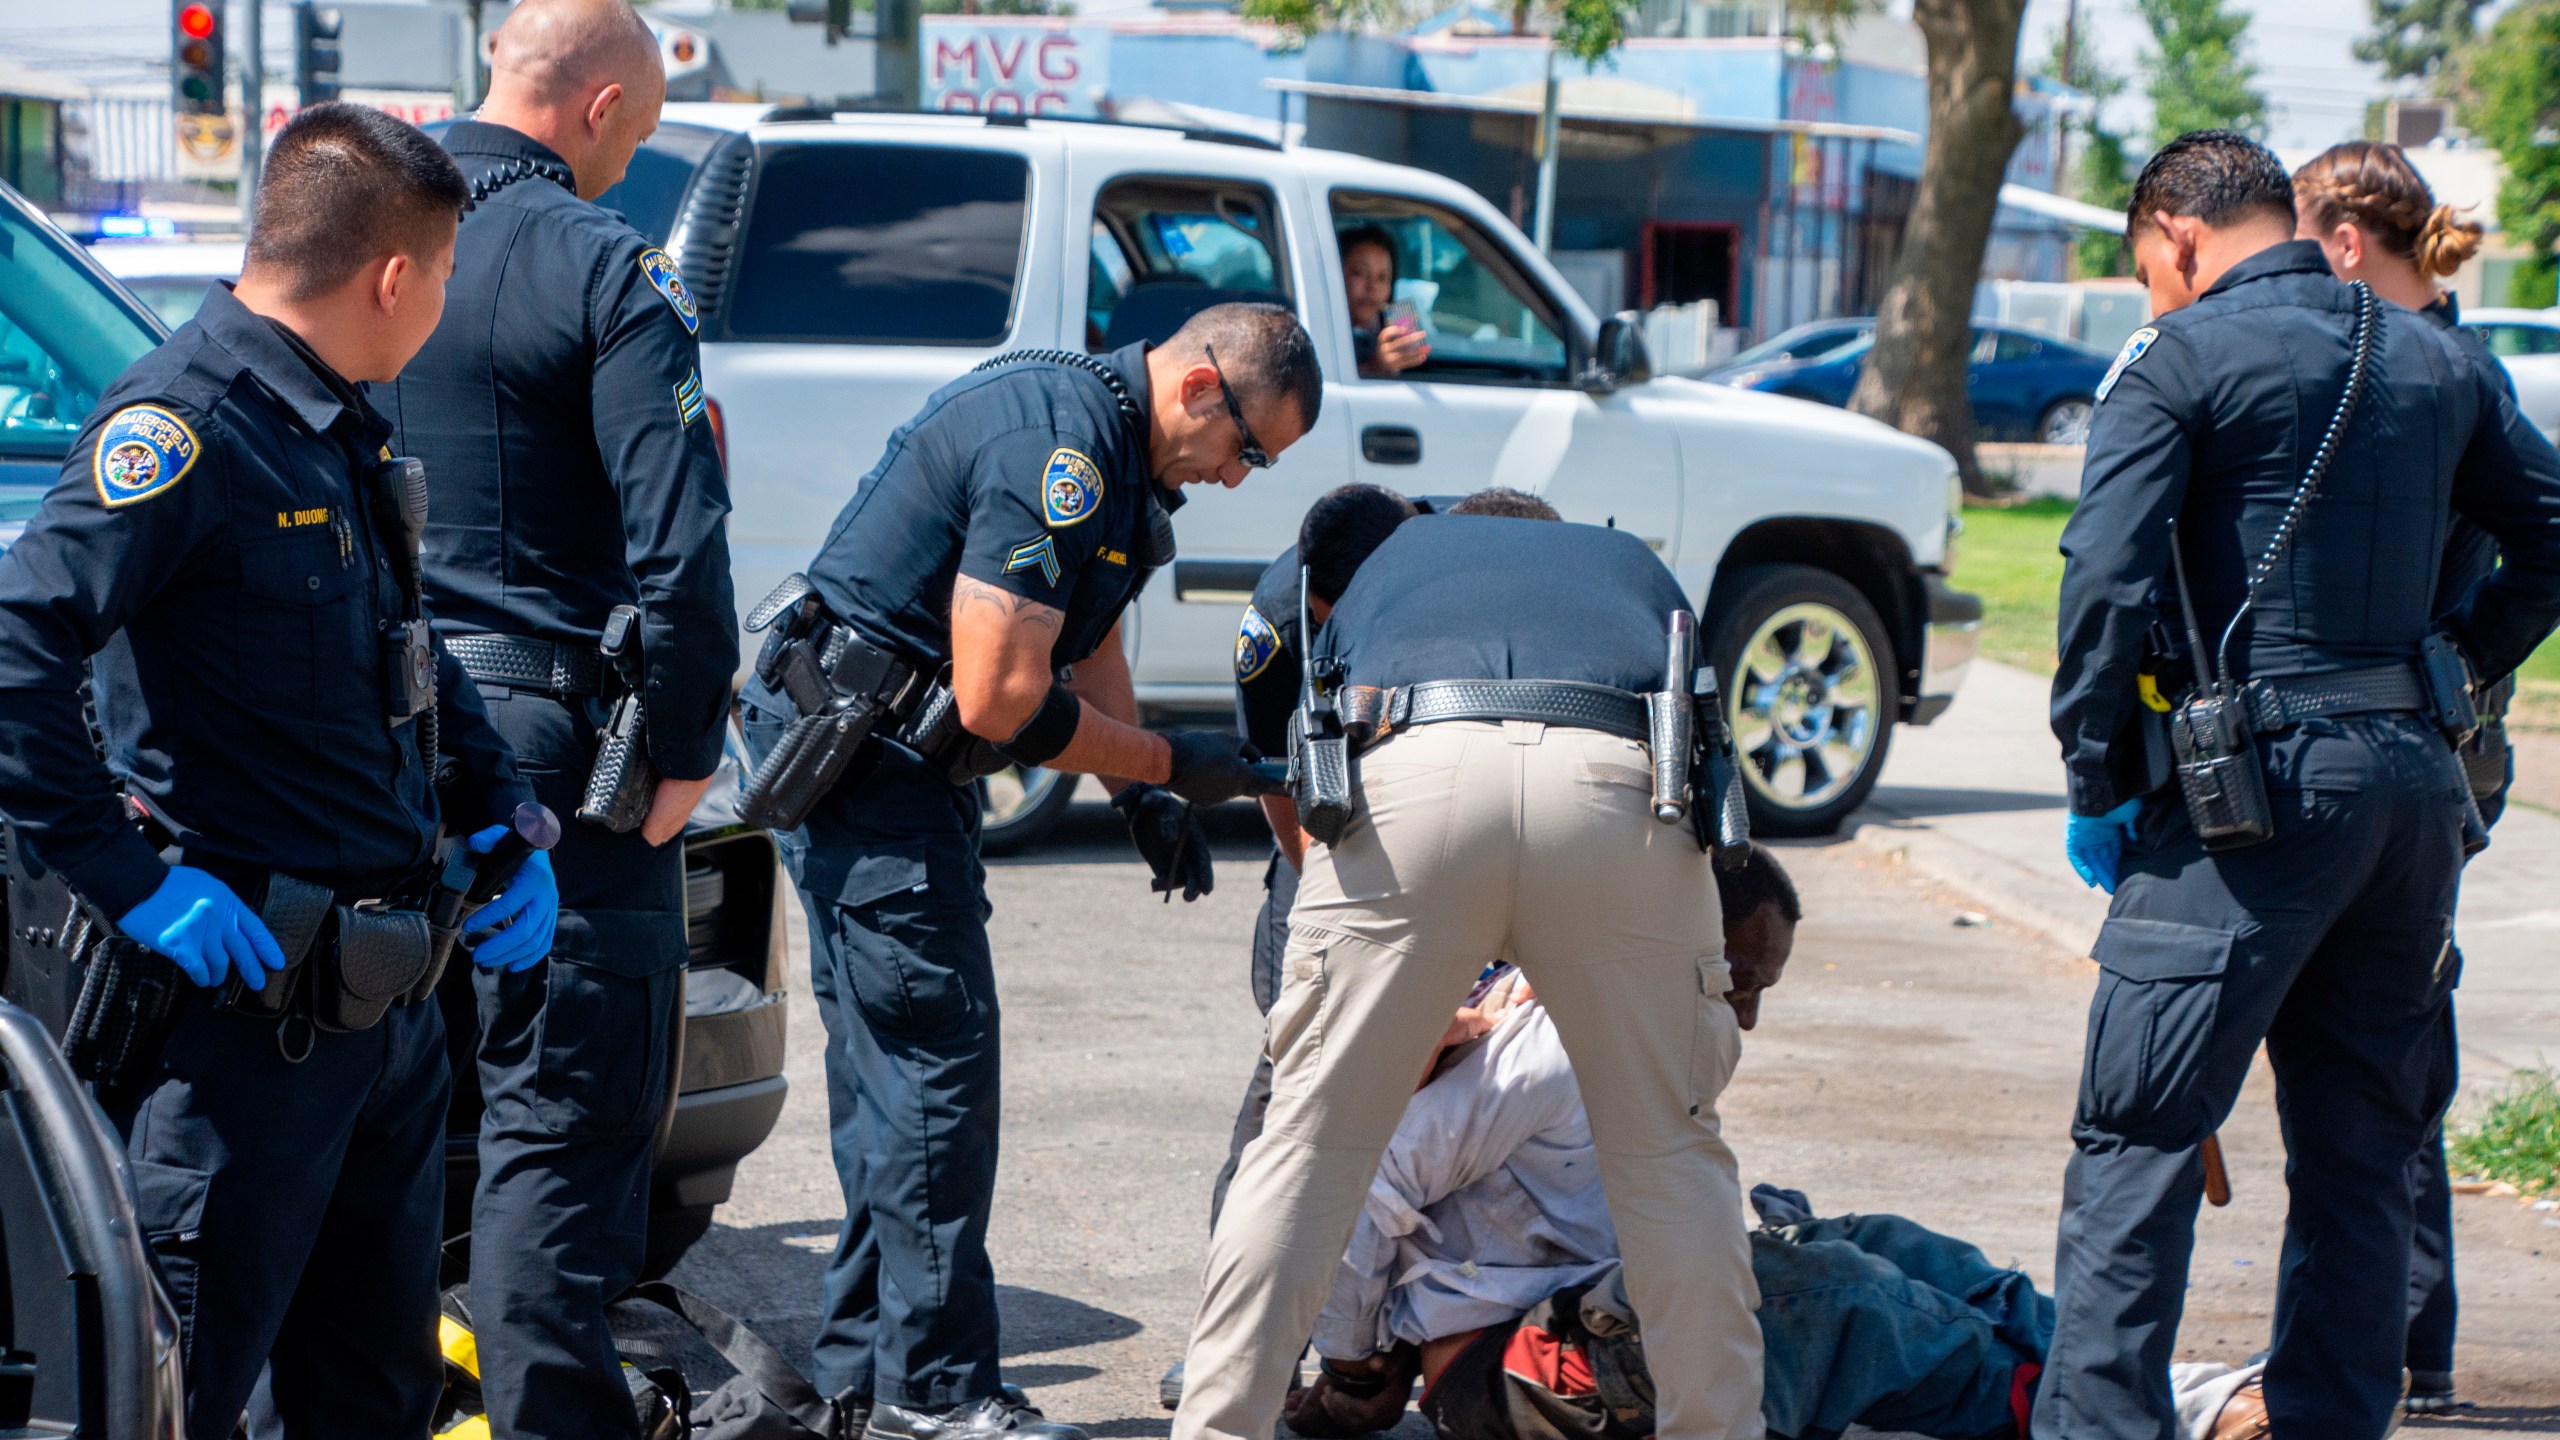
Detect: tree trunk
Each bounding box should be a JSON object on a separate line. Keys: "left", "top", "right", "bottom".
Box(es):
{"left": 1847, "top": 0, "right": 2030, "bottom": 496}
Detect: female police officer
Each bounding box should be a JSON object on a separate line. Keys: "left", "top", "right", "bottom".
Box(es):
{"left": 0, "top": 106, "right": 553, "bottom": 1440}
{"left": 738, "top": 303, "right": 1314, "bottom": 1440}
{"left": 2042, "top": 131, "right": 2560, "bottom": 1440}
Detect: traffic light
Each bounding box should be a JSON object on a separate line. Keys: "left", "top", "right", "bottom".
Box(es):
{"left": 172, "top": 0, "right": 225, "bottom": 118}
{"left": 295, "top": 4, "right": 343, "bottom": 106}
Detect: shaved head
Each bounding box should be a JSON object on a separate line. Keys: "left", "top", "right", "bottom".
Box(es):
{"left": 476, "top": 0, "right": 665, "bottom": 198}
{"left": 488, "top": 0, "right": 662, "bottom": 105}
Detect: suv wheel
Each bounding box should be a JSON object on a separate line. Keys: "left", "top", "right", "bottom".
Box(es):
{"left": 1706, "top": 564, "right": 1897, "bottom": 837}
{"left": 979, "top": 765, "right": 1079, "bottom": 856}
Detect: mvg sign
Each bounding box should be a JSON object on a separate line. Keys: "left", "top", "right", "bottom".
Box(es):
{"left": 923, "top": 19, "right": 1111, "bottom": 117}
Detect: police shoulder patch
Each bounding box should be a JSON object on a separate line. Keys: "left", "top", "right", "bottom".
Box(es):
{"left": 637, "top": 248, "right": 699, "bottom": 336}
{"left": 93, "top": 404, "right": 200, "bottom": 508}
{"left": 1004, "top": 534, "right": 1063, "bottom": 588}
{"left": 1040, "top": 447, "right": 1104, "bottom": 528}
{"left": 1235, "top": 604, "right": 1280, "bottom": 682}
{"left": 2095, "top": 326, "right": 2158, "bottom": 404}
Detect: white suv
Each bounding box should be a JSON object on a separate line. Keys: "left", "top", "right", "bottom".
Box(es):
{"left": 643, "top": 108, "right": 1979, "bottom": 838}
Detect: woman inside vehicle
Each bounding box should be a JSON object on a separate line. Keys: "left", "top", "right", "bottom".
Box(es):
{"left": 1340, "top": 224, "right": 1430, "bottom": 377}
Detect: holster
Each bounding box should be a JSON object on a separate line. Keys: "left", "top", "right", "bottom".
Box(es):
{"left": 61, "top": 912, "right": 185, "bottom": 1106}
{"left": 736, "top": 575, "right": 924, "bottom": 829}
{"left": 580, "top": 692, "right": 656, "bottom": 833}
{"left": 2168, "top": 685, "right": 2274, "bottom": 851}
{"left": 1687, "top": 671, "right": 1752, "bottom": 868}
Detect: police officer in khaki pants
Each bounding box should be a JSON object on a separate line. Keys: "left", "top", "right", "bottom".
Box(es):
{"left": 1173, "top": 512, "right": 1767, "bottom": 1440}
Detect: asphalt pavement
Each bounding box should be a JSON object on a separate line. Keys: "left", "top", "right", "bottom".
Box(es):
{"left": 663, "top": 762, "right": 2560, "bottom": 1437}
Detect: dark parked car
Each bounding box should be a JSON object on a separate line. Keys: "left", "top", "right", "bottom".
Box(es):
{"left": 1709, "top": 320, "right": 2112, "bottom": 445}
{"left": 0, "top": 178, "right": 786, "bottom": 1280}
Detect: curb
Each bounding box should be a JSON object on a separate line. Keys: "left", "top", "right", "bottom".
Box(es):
{"left": 1846, "top": 806, "right": 2103, "bottom": 960}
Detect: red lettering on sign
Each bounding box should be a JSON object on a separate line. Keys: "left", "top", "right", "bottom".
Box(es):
{"left": 932, "top": 37, "right": 978, "bottom": 84}
{"left": 1036, "top": 35, "right": 1079, "bottom": 83}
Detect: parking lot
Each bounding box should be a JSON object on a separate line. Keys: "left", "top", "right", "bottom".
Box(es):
{"left": 664, "top": 792, "right": 2560, "bottom": 1439}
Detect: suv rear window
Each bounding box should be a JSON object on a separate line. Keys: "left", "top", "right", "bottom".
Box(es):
{"left": 727, "top": 143, "right": 1030, "bottom": 346}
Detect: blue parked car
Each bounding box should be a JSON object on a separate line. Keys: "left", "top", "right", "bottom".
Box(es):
{"left": 1708, "top": 320, "right": 2113, "bottom": 445}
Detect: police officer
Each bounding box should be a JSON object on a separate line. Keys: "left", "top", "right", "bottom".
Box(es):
{"left": 0, "top": 106, "right": 557, "bottom": 1440}
{"left": 2292, "top": 139, "right": 2511, "bottom": 1419}
{"left": 737, "top": 302, "right": 1317, "bottom": 1439}
{"left": 371, "top": 6, "right": 737, "bottom": 1435}
{"left": 2042, "top": 131, "right": 2560, "bottom": 1439}
{"left": 1175, "top": 513, "right": 1766, "bottom": 1440}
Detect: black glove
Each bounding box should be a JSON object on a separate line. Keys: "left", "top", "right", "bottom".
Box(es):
{"left": 1162, "top": 729, "right": 1284, "bottom": 807}
{"left": 1113, "top": 783, "right": 1213, "bottom": 902}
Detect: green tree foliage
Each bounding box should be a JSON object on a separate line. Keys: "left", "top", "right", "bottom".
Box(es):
{"left": 1239, "top": 0, "right": 1631, "bottom": 63}
{"left": 2355, "top": 0, "right": 2489, "bottom": 84}
{"left": 2137, "top": 0, "right": 2266, "bottom": 144}
{"left": 2037, "top": 14, "right": 2132, "bottom": 276}
{"left": 2457, "top": 0, "right": 2560, "bottom": 306}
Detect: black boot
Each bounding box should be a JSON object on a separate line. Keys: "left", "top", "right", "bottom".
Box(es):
{"left": 864, "top": 1391, "right": 1087, "bottom": 1440}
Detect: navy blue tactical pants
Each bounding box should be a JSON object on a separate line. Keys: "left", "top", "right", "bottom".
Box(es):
{"left": 2406, "top": 995, "right": 2459, "bottom": 1375}
{"left": 115, "top": 994, "right": 447, "bottom": 1440}
{"left": 471, "top": 688, "right": 687, "bottom": 1440}
{"left": 744, "top": 699, "right": 1003, "bottom": 1408}
{"left": 1208, "top": 851, "right": 1296, "bottom": 1228}
{"left": 2033, "top": 715, "right": 2466, "bottom": 1440}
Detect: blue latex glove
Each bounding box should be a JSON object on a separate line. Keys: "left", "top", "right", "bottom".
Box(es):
{"left": 118, "top": 865, "right": 289, "bottom": 990}
{"left": 2064, "top": 799, "right": 2145, "bottom": 893}
{"left": 463, "top": 825, "right": 559, "bottom": 973}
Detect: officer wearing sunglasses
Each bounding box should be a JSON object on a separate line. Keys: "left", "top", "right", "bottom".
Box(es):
{"left": 733, "top": 301, "right": 1319, "bottom": 1440}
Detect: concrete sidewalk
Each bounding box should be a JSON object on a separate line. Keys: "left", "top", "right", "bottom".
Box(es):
{"left": 1853, "top": 659, "right": 2560, "bottom": 1083}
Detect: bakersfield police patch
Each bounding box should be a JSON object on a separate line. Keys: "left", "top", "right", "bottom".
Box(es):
{"left": 93, "top": 405, "right": 199, "bottom": 508}
{"left": 2096, "top": 326, "right": 2158, "bottom": 404}
{"left": 637, "top": 248, "right": 699, "bottom": 335}
{"left": 1041, "top": 448, "right": 1103, "bottom": 527}
{"left": 1235, "top": 605, "right": 1279, "bottom": 681}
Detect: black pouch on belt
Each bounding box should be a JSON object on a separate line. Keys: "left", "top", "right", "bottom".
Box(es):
{"left": 224, "top": 872, "right": 335, "bottom": 1018}
{"left": 61, "top": 912, "right": 186, "bottom": 1105}
{"left": 580, "top": 604, "right": 658, "bottom": 833}
{"left": 311, "top": 904, "right": 436, "bottom": 1034}
{"left": 2167, "top": 685, "right": 2273, "bottom": 851}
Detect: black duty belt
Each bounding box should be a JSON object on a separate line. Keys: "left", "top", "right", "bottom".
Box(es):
{"left": 448, "top": 632, "right": 604, "bottom": 697}
{"left": 2240, "top": 663, "right": 2424, "bottom": 732}
{"left": 1339, "top": 679, "right": 1652, "bottom": 749}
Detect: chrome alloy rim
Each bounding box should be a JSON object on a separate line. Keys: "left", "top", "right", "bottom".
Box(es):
{"left": 1728, "top": 602, "right": 1882, "bottom": 811}
{"left": 2041, "top": 398, "right": 2094, "bottom": 446}
{"left": 982, "top": 764, "right": 1067, "bottom": 828}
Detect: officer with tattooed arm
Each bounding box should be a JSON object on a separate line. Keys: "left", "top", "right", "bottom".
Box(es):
{"left": 737, "top": 302, "right": 1316, "bottom": 1440}
{"left": 371, "top": 6, "right": 737, "bottom": 1435}
{"left": 0, "top": 106, "right": 553, "bottom": 1440}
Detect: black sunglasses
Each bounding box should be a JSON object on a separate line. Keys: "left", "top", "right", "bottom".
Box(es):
{"left": 1204, "top": 343, "right": 1272, "bottom": 470}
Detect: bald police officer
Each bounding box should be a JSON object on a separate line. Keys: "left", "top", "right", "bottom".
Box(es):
{"left": 0, "top": 107, "right": 553, "bottom": 1440}
{"left": 2042, "top": 131, "right": 2560, "bottom": 1439}
{"left": 738, "top": 304, "right": 1315, "bottom": 1440}
{"left": 373, "top": 6, "right": 737, "bottom": 1438}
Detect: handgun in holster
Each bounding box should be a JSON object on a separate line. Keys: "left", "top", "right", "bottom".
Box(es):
{"left": 579, "top": 604, "right": 658, "bottom": 832}
{"left": 1642, "top": 612, "right": 1751, "bottom": 868}
{"left": 736, "top": 574, "right": 924, "bottom": 831}
{"left": 1286, "top": 566, "right": 1355, "bottom": 846}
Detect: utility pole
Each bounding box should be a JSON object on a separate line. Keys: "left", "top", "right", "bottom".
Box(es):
{"left": 1531, "top": 42, "right": 1560, "bottom": 253}
{"left": 2054, "top": 0, "right": 2078, "bottom": 190}
{"left": 461, "top": 0, "right": 486, "bottom": 109}
{"left": 239, "top": 0, "right": 264, "bottom": 211}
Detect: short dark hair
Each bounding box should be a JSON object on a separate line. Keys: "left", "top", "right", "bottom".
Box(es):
{"left": 1447, "top": 487, "right": 1560, "bottom": 521}
{"left": 1165, "top": 302, "right": 1324, "bottom": 436}
{"left": 2126, "top": 129, "right": 2295, "bottom": 237}
{"left": 1715, "top": 843, "right": 1800, "bottom": 926}
{"left": 1337, "top": 224, "right": 1399, "bottom": 280}
{"left": 246, "top": 103, "right": 468, "bottom": 302}
{"left": 1298, "top": 484, "right": 1416, "bottom": 604}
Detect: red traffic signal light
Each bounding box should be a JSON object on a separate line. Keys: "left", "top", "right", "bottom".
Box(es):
{"left": 178, "top": 3, "right": 217, "bottom": 37}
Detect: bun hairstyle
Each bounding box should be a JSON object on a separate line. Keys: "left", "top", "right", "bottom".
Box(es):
{"left": 2293, "top": 141, "right": 2484, "bottom": 279}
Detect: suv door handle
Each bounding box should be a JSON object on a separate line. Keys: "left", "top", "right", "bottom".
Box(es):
{"left": 1361, "top": 425, "right": 1423, "bottom": 465}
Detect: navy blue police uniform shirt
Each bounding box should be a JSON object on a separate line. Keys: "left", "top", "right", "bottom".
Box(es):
{"left": 1323, "top": 516, "right": 1693, "bottom": 693}
{"left": 1234, "top": 546, "right": 1301, "bottom": 756}
{"left": 2053, "top": 239, "right": 2560, "bottom": 817}
{"left": 2419, "top": 294, "right": 2507, "bottom": 615}
{"left": 376, "top": 120, "right": 737, "bottom": 781}
{"left": 801, "top": 346, "right": 1171, "bottom": 674}
{"left": 0, "top": 284, "right": 532, "bottom": 919}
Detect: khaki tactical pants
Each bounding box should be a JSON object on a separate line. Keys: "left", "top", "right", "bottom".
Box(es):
{"left": 1173, "top": 721, "right": 1766, "bottom": 1440}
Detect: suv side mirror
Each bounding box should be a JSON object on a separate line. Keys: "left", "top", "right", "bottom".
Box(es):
{"left": 1586, "top": 313, "right": 1652, "bottom": 391}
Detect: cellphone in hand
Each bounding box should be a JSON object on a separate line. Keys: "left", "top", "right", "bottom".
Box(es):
{"left": 1383, "top": 300, "right": 1420, "bottom": 333}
